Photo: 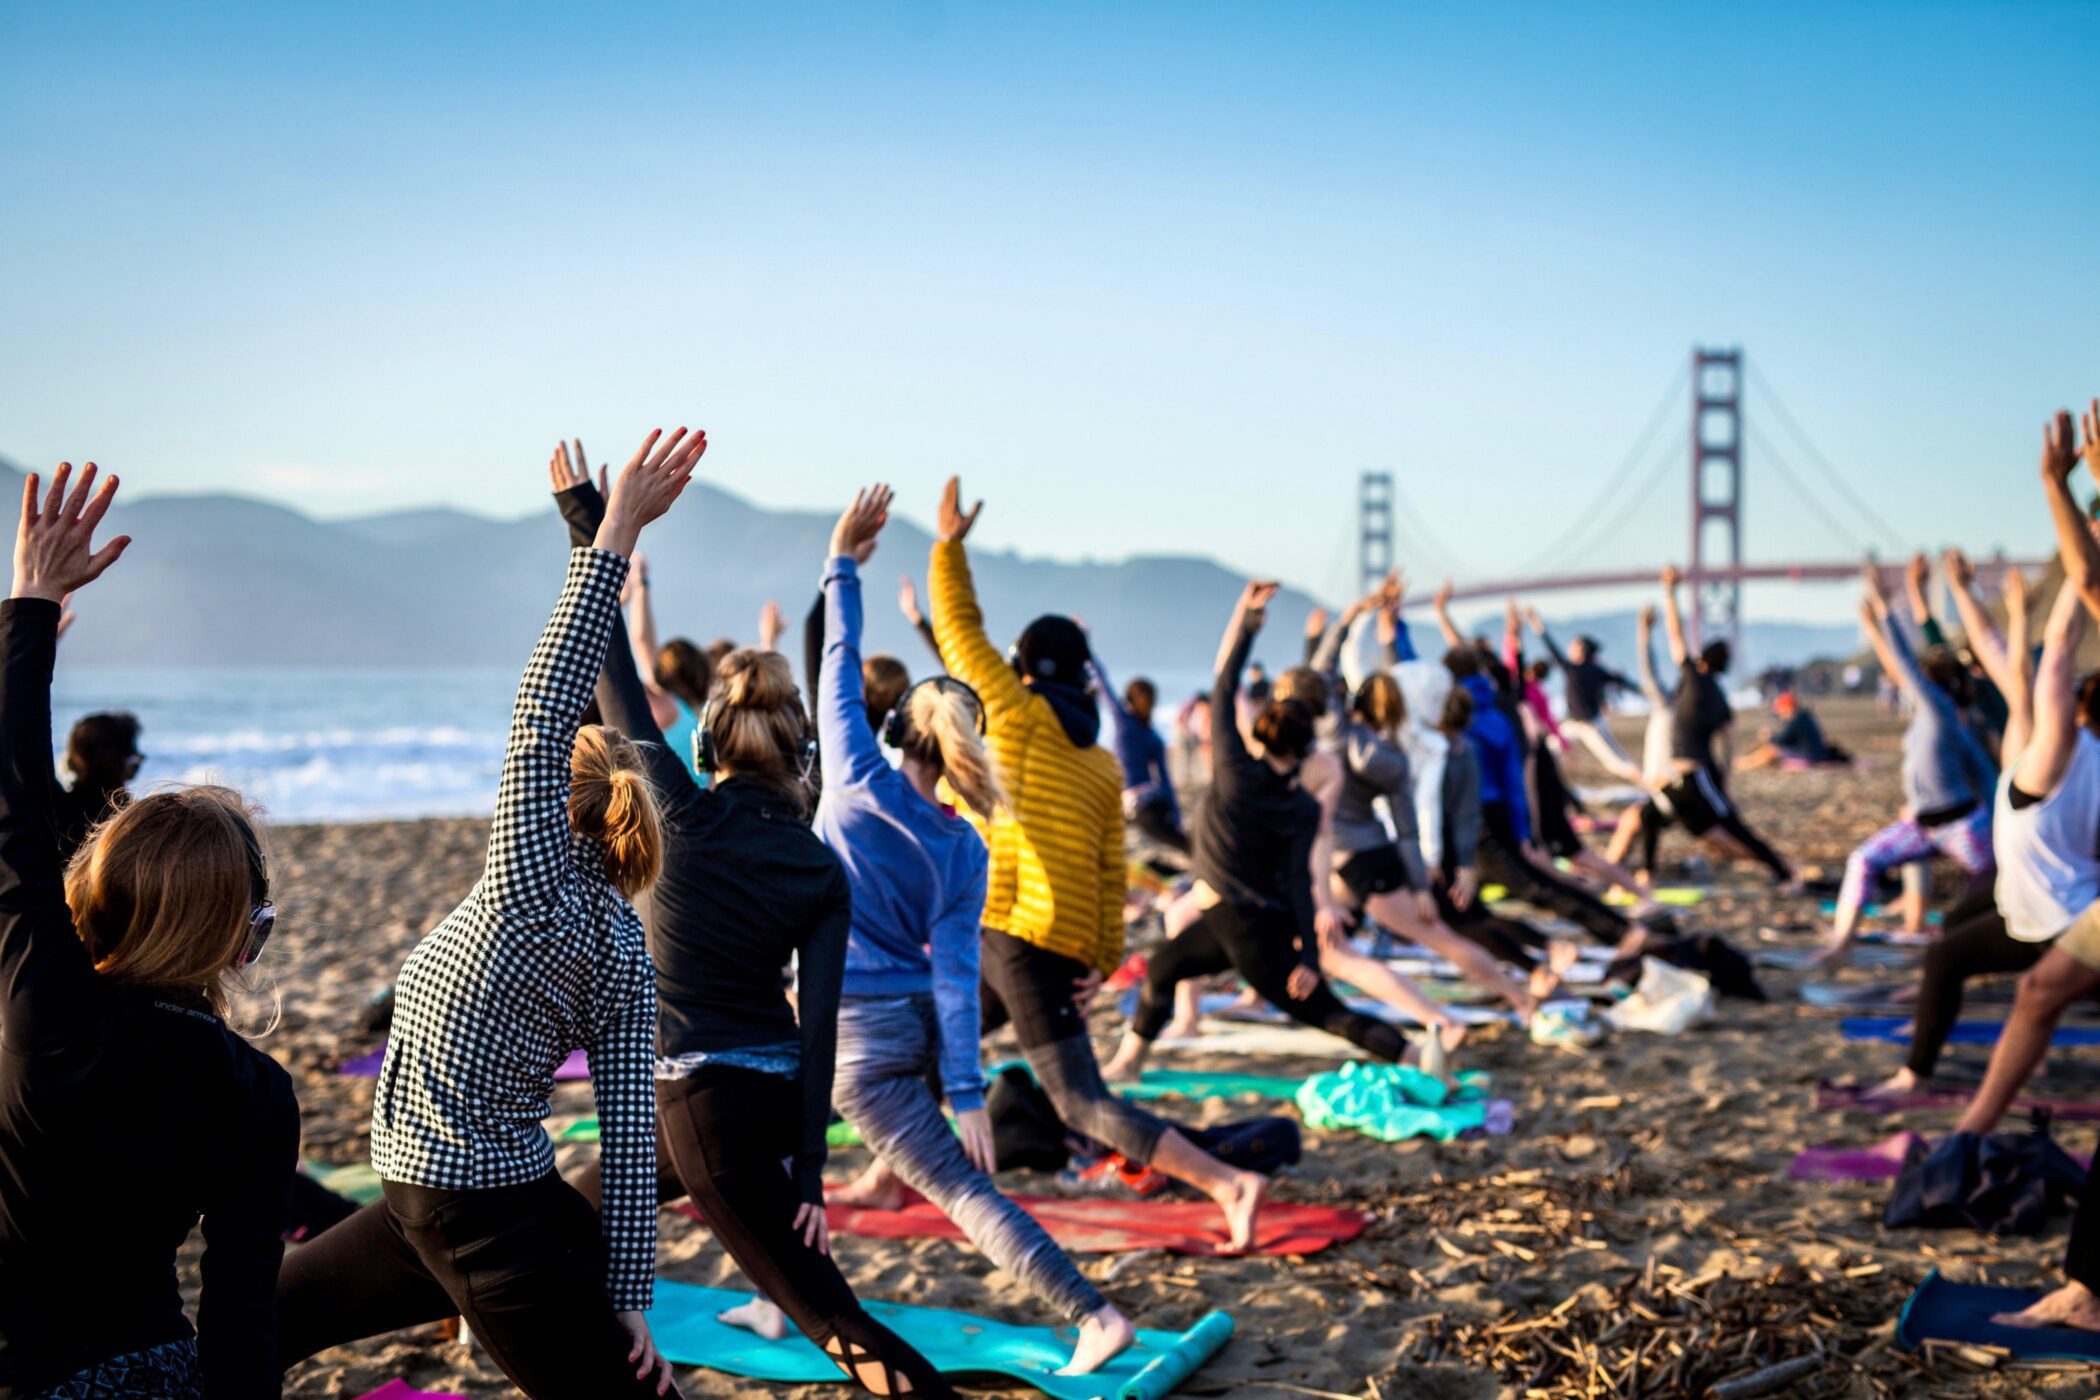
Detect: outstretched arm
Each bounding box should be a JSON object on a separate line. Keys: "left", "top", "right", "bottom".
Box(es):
{"left": 926, "top": 478, "right": 1031, "bottom": 725}
{"left": 2013, "top": 579, "right": 2088, "bottom": 800}
{"left": 1432, "top": 579, "right": 1464, "bottom": 651}
{"left": 897, "top": 575, "right": 945, "bottom": 669}
{"left": 0, "top": 463, "right": 131, "bottom": 1054}
{"left": 1903, "top": 553, "right": 1942, "bottom": 645}
{"left": 817, "top": 487, "right": 898, "bottom": 790}
{"left": 2001, "top": 567, "right": 2037, "bottom": 760}
{"left": 2043, "top": 405, "right": 2100, "bottom": 623}
{"left": 1634, "top": 605, "right": 1665, "bottom": 706}
{"left": 1210, "top": 582, "right": 1277, "bottom": 773}
{"left": 549, "top": 442, "right": 678, "bottom": 730}
{"left": 1940, "top": 548, "right": 2013, "bottom": 698}
{"left": 1659, "top": 566, "right": 1689, "bottom": 668}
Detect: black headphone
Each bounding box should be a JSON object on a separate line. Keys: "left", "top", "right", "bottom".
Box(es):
{"left": 693, "top": 697, "right": 819, "bottom": 782}
{"left": 881, "top": 675, "right": 987, "bottom": 750}
{"left": 236, "top": 817, "right": 276, "bottom": 968}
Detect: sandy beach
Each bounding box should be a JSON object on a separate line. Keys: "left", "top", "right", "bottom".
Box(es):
{"left": 227, "top": 699, "right": 2086, "bottom": 1398}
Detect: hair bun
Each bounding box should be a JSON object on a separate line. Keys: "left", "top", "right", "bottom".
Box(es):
{"left": 718, "top": 649, "right": 799, "bottom": 712}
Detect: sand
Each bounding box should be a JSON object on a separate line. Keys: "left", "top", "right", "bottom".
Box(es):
{"left": 214, "top": 698, "right": 2090, "bottom": 1397}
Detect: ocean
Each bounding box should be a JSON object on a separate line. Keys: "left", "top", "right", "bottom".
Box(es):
{"left": 53, "top": 662, "right": 1731, "bottom": 825}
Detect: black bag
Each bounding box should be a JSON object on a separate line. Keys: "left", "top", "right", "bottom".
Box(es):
{"left": 985, "top": 1064, "right": 1074, "bottom": 1173}
{"left": 1884, "top": 1116, "right": 2088, "bottom": 1235}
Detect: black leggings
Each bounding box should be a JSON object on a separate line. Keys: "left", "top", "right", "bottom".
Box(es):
{"left": 979, "top": 928, "right": 1168, "bottom": 1164}
{"left": 1131, "top": 796, "right": 1191, "bottom": 854}
{"left": 1478, "top": 802, "right": 1628, "bottom": 943}
{"left": 275, "top": 1172, "right": 674, "bottom": 1400}
{"left": 1907, "top": 898, "right": 2044, "bottom": 1079}
{"left": 1133, "top": 901, "right": 1404, "bottom": 1061}
{"left": 1434, "top": 881, "right": 1552, "bottom": 966}
{"left": 2069, "top": 1158, "right": 2100, "bottom": 1292}
{"left": 571, "top": 1068, "right": 954, "bottom": 1399}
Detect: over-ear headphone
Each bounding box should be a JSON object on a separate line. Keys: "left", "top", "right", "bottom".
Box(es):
{"left": 236, "top": 816, "right": 276, "bottom": 968}
{"left": 881, "top": 675, "right": 987, "bottom": 750}
{"left": 694, "top": 697, "right": 819, "bottom": 780}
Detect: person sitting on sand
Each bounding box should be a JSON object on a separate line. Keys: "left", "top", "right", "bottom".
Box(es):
{"left": 0, "top": 463, "right": 299, "bottom": 1400}
{"left": 814, "top": 486, "right": 1136, "bottom": 1376}
{"left": 1734, "top": 691, "right": 1846, "bottom": 771}
{"left": 550, "top": 459, "right": 956, "bottom": 1397}
{"left": 277, "top": 428, "right": 703, "bottom": 1398}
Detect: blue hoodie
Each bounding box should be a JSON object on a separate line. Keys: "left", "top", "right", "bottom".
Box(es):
{"left": 1460, "top": 672, "right": 1532, "bottom": 846}
{"left": 812, "top": 556, "right": 991, "bottom": 1112}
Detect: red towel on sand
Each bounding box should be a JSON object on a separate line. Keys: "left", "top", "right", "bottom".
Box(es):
{"left": 816, "top": 1185, "right": 1366, "bottom": 1256}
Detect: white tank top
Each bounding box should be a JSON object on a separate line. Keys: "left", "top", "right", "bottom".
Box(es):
{"left": 1995, "top": 730, "right": 2100, "bottom": 941}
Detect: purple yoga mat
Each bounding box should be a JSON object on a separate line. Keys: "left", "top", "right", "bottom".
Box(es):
{"left": 339, "top": 1042, "right": 590, "bottom": 1081}
{"left": 1814, "top": 1079, "right": 2100, "bottom": 1120}
{"left": 1788, "top": 1131, "right": 1924, "bottom": 1181}
{"left": 356, "top": 1383, "right": 470, "bottom": 1400}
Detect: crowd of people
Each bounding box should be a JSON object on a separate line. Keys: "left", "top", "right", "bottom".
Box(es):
{"left": 4, "top": 399, "right": 2100, "bottom": 1397}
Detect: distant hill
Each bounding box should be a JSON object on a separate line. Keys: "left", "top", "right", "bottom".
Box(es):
{"left": 4, "top": 455, "right": 1868, "bottom": 673}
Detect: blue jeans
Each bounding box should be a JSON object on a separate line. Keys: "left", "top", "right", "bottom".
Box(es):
{"left": 833, "top": 994, "right": 1105, "bottom": 1322}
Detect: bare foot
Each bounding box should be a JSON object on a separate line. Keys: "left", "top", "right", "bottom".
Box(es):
{"left": 1100, "top": 1049, "right": 1144, "bottom": 1084}
{"left": 1858, "top": 1068, "right": 1924, "bottom": 1103}
{"left": 1994, "top": 1281, "right": 2100, "bottom": 1331}
{"left": 718, "top": 1295, "right": 790, "bottom": 1340}
{"left": 1057, "top": 1306, "right": 1138, "bottom": 1375}
{"left": 1213, "top": 1169, "right": 1267, "bottom": 1253}
{"left": 1156, "top": 1013, "right": 1205, "bottom": 1041}
{"left": 828, "top": 1160, "right": 906, "bottom": 1210}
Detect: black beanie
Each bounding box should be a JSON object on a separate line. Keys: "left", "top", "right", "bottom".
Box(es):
{"left": 1011, "top": 615, "right": 1092, "bottom": 688}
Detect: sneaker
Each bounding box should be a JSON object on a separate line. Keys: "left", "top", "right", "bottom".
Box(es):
{"left": 1530, "top": 1007, "right": 1607, "bottom": 1052}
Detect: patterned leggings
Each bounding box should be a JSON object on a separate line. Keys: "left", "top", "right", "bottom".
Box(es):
{"left": 1839, "top": 806, "right": 1995, "bottom": 911}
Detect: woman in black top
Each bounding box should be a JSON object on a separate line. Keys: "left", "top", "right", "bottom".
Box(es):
{"left": 1108, "top": 583, "right": 1410, "bottom": 1078}
{"left": 552, "top": 461, "right": 953, "bottom": 1400}
{"left": 0, "top": 463, "right": 297, "bottom": 1400}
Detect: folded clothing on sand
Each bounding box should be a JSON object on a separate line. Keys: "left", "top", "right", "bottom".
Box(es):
{"left": 1295, "top": 1063, "right": 1512, "bottom": 1143}
{"left": 649, "top": 1280, "right": 1233, "bottom": 1400}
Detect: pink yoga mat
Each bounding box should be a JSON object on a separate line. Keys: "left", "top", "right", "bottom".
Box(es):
{"left": 1788, "top": 1132, "right": 1923, "bottom": 1181}
{"left": 355, "top": 1383, "right": 468, "bottom": 1400}
{"left": 1814, "top": 1079, "right": 2100, "bottom": 1121}
{"left": 676, "top": 1188, "right": 1367, "bottom": 1257}
{"left": 339, "top": 1042, "right": 590, "bottom": 1080}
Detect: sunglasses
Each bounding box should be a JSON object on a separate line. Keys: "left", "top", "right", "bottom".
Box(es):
{"left": 242, "top": 901, "right": 277, "bottom": 967}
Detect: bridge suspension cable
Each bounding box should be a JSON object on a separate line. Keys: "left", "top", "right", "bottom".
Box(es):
{"left": 1746, "top": 362, "right": 1909, "bottom": 554}
{"left": 1743, "top": 421, "right": 1873, "bottom": 558}
{"left": 1518, "top": 359, "right": 1690, "bottom": 578}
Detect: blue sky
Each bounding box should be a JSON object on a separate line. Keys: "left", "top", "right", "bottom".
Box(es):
{"left": 3, "top": 2, "right": 2096, "bottom": 621}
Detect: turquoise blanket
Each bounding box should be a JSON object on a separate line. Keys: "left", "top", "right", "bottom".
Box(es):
{"left": 1294, "top": 1063, "right": 1511, "bottom": 1143}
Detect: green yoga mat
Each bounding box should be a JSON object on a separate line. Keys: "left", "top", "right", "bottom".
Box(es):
{"left": 301, "top": 1158, "right": 383, "bottom": 1205}
{"left": 648, "top": 1280, "right": 1233, "bottom": 1400}
{"left": 561, "top": 1117, "right": 875, "bottom": 1149}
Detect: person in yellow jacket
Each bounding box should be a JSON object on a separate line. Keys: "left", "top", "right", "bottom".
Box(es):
{"left": 927, "top": 477, "right": 1265, "bottom": 1251}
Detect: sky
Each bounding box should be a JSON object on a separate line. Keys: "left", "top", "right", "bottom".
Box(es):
{"left": 4, "top": 2, "right": 2097, "bottom": 623}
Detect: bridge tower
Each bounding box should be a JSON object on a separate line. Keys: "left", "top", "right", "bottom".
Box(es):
{"left": 1360, "top": 471, "right": 1394, "bottom": 595}
{"left": 1689, "top": 348, "right": 1743, "bottom": 653}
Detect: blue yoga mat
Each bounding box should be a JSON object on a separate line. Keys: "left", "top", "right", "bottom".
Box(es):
{"left": 1897, "top": 1269, "right": 2100, "bottom": 1360}
{"left": 1842, "top": 1017, "right": 2100, "bottom": 1047}
{"left": 648, "top": 1280, "right": 1234, "bottom": 1400}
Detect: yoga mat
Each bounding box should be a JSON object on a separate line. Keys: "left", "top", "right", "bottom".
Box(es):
{"left": 1388, "top": 941, "right": 1613, "bottom": 963}
{"left": 1382, "top": 956, "right": 1607, "bottom": 985}
{"left": 302, "top": 1158, "right": 384, "bottom": 1206}
{"left": 1152, "top": 1021, "right": 1364, "bottom": 1058}
{"left": 1815, "top": 1080, "right": 2100, "bottom": 1121}
{"left": 354, "top": 1385, "right": 468, "bottom": 1400}
{"left": 1815, "top": 902, "right": 1943, "bottom": 930}
{"left": 1897, "top": 1269, "right": 2100, "bottom": 1360}
{"left": 1787, "top": 1132, "right": 1924, "bottom": 1182}
{"left": 1603, "top": 886, "right": 1706, "bottom": 907}
{"left": 1754, "top": 945, "right": 1917, "bottom": 971}
{"left": 341, "top": 1042, "right": 590, "bottom": 1081}
{"left": 1119, "top": 987, "right": 1525, "bottom": 1030}
{"left": 1841, "top": 1017, "right": 2100, "bottom": 1047}
{"left": 560, "top": 1117, "right": 869, "bottom": 1149}
{"left": 823, "top": 1187, "right": 1366, "bottom": 1257}
{"left": 649, "top": 1280, "right": 1234, "bottom": 1400}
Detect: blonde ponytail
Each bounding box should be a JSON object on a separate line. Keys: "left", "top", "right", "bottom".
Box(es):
{"left": 903, "top": 683, "right": 1004, "bottom": 819}
{"left": 570, "top": 725, "right": 665, "bottom": 897}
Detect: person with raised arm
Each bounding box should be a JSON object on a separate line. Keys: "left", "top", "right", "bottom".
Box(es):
{"left": 1523, "top": 606, "right": 1644, "bottom": 785}
{"left": 1816, "top": 561, "right": 1998, "bottom": 964}
{"left": 815, "top": 487, "right": 1135, "bottom": 1376}
{"left": 547, "top": 457, "right": 955, "bottom": 1397}
{"left": 1106, "top": 583, "right": 1433, "bottom": 1080}
{"left": 926, "top": 478, "right": 1266, "bottom": 1252}
{"left": 275, "top": 429, "right": 701, "bottom": 1398}
{"left": 0, "top": 465, "right": 296, "bottom": 1399}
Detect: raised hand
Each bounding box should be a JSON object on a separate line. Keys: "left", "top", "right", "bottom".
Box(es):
{"left": 1659, "top": 564, "right": 1681, "bottom": 591}
{"left": 1523, "top": 606, "right": 1545, "bottom": 634}
{"left": 937, "top": 476, "right": 983, "bottom": 544}
{"left": 14, "top": 463, "right": 130, "bottom": 604}
{"left": 621, "top": 551, "right": 649, "bottom": 605}
{"left": 758, "top": 600, "right": 786, "bottom": 651}
{"left": 2044, "top": 410, "right": 2080, "bottom": 481}
{"left": 596, "top": 427, "right": 707, "bottom": 558}
{"left": 898, "top": 575, "right": 924, "bottom": 626}
{"left": 547, "top": 438, "right": 595, "bottom": 495}
{"left": 1942, "top": 547, "right": 1974, "bottom": 591}
{"left": 1503, "top": 597, "right": 1519, "bottom": 631}
{"left": 1860, "top": 560, "right": 1890, "bottom": 615}
{"left": 1905, "top": 552, "right": 1929, "bottom": 593}
{"left": 1237, "top": 580, "right": 1281, "bottom": 632}
{"left": 830, "top": 485, "right": 893, "bottom": 564}
{"left": 2084, "top": 398, "right": 2100, "bottom": 475}
{"left": 1433, "top": 578, "right": 1454, "bottom": 611}
{"left": 1637, "top": 603, "right": 1658, "bottom": 628}
{"left": 2004, "top": 562, "right": 2030, "bottom": 617}
{"left": 1304, "top": 606, "right": 1329, "bottom": 640}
